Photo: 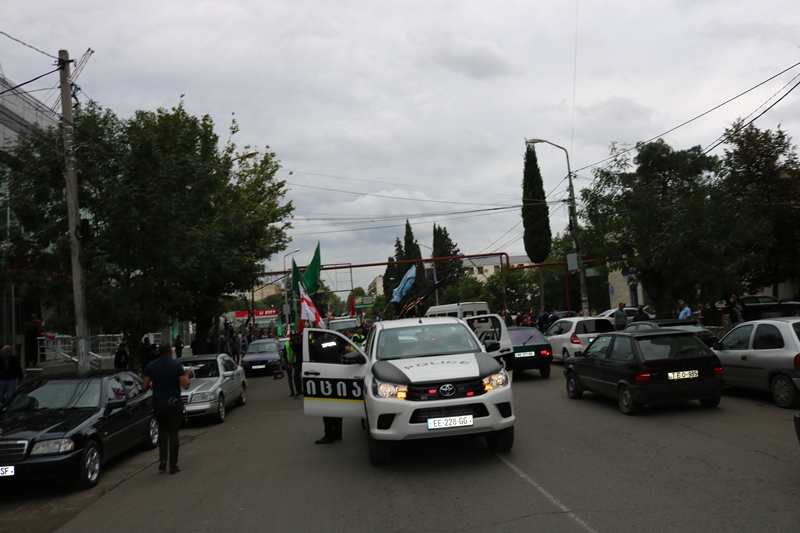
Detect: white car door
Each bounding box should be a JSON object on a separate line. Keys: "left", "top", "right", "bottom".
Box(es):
{"left": 464, "top": 314, "right": 514, "bottom": 360}
{"left": 302, "top": 328, "right": 368, "bottom": 418}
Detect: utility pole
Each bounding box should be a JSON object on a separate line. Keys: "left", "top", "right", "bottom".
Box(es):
{"left": 60, "top": 49, "right": 90, "bottom": 374}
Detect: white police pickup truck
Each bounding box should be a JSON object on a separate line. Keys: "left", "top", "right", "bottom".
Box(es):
{"left": 302, "top": 315, "right": 515, "bottom": 465}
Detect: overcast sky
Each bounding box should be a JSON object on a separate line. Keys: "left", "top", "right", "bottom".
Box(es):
{"left": 3, "top": 1, "right": 800, "bottom": 296}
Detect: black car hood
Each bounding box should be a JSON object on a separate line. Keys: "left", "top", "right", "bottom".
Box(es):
{"left": 0, "top": 409, "right": 95, "bottom": 440}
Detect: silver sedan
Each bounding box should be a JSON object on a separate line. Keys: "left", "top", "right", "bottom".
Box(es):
{"left": 180, "top": 354, "right": 247, "bottom": 423}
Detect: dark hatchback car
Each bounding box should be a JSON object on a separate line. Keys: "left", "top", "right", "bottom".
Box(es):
{"left": 0, "top": 370, "right": 157, "bottom": 488}
{"left": 563, "top": 330, "right": 725, "bottom": 415}
{"left": 624, "top": 319, "right": 718, "bottom": 347}
{"left": 241, "top": 339, "right": 285, "bottom": 376}
{"left": 506, "top": 327, "right": 553, "bottom": 377}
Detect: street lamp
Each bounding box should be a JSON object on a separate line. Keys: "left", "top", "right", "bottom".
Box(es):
{"left": 525, "top": 138, "right": 589, "bottom": 316}
{"left": 283, "top": 248, "right": 300, "bottom": 329}
{"left": 415, "top": 241, "right": 439, "bottom": 306}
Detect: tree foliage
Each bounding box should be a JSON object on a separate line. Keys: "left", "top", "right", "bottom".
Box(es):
{"left": 718, "top": 120, "right": 800, "bottom": 295}
{"left": 522, "top": 144, "right": 552, "bottom": 263}
{"left": 4, "top": 100, "right": 293, "bottom": 345}
{"left": 431, "top": 223, "right": 465, "bottom": 287}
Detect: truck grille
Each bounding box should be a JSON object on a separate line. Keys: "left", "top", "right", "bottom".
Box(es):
{"left": 407, "top": 378, "right": 485, "bottom": 401}
{"left": 409, "top": 404, "right": 490, "bottom": 424}
{"left": 0, "top": 440, "right": 29, "bottom": 462}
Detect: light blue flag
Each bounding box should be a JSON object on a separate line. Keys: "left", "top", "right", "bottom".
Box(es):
{"left": 391, "top": 265, "right": 417, "bottom": 303}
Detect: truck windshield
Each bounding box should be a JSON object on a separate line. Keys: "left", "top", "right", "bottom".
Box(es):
{"left": 376, "top": 324, "right": 481, "bottom": 360}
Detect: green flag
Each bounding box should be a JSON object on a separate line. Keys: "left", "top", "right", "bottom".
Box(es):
{"left": 303, "top": 242, "right": 322, "bottom": 295}
{"left": 292, "top": 258, "right": 303, "bottom": 298}
{"left": 290, "top": 243, "right": 322, "bottom": 296}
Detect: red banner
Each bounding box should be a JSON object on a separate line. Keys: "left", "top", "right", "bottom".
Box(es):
{"left": 234, "top": 309, "right": 280, "bottom": 318}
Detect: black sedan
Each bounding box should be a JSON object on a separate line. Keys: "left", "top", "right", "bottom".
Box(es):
{"left": 0, "top": 370, "right": 157, "bottom": 488}
{"left": 563, "top": 330, "right": 725, "bottom": 415}
{"left": 241, "top": 339, "right": 285, "bottom": 376}
{"left": 624, "top": 319, "right": 718, "bottom": 347}
{"left": 506, "top": 327, "right": 553, "bottom": 377}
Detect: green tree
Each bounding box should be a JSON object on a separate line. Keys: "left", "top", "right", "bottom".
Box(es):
{"left": 482, "top": 266, "right": 536, "bottom": 314}
{"left": 431, "top": 223, "right": 465, "bottom": 287}
{"left": 4, "top": 100, "right": 292, "bottom": 349}
{"left": 581, "top": 139, "right": 723, "bottom": 316}
{"left": 521, "top": 143, "right": 552, "bottom": 264}
{"left": 719, "top": 120, "right": 800, "bottom": 296}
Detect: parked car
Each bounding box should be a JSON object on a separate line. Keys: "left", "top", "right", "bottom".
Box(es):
{"left": 624, "top": 319, "right": 718, "bottom": 347}
{"left": 563, "top": 330, "right": 725, "bottom": 415}
{"left": 0, "top": 370, "right": 158, "bottom": 488}
{"left": 241, "top": 338, "right": 285, "bottom": 376}
{"left": 715, "top": 295, "right": 800, "bottom": 321}
{"left": 180, "top": 354, "right": 247, "bottom": 423}
{"left": 555, "top": 310, "right": 579, "bottom": 319}
{"left": 301, "top": 316, "right": 515, "bottom": 465}
{"left": 505, "top": 327, "right": 553, "bottom": 377}
{"left": 597, "top": 306, "right": 656, "bottom": 324}
{"left": 546, "top": 317, "right": 615, "bottom": 362}
{"left": 712, "top": 318, "right": 800, "bottom": 408}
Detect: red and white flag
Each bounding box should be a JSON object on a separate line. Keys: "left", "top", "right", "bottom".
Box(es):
{"left": 299, "top": 281, "right": 324, "bottom": 329}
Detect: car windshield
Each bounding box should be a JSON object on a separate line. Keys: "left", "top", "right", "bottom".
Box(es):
{"left": 329, "top": 319, "right": 358, "bottom": 332}
{"left": 376, "top": 324, "right": 481, "bottom": 360}
{"left": 508, "top": 328, "right": 546, "bottom": 345}
{"left": 248, "top": 342, "right": 279, "bottom": 354}
{"left": 184, "top": 359, "right": 220, "bottom": 378}
{"left": 636, "top": 335, "right": 710, "bottom": 361}
{"left": 6, "top": 378, "right": 101, "bottom": 412}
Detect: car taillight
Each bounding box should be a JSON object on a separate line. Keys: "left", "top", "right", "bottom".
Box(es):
{"left": 635, "top": 372, "right": 651, "bottom": 385}
{"left": 540, "top": 349, "right": 552, "bottom": 357}
{"left": 570, "top": 332, "right": 581, "bottom": 344}
{"left": 794, "top": 354, "right": 800, "bottom": 372}
{"left": 714, "top": 366, "right": 724, "bottom": 378}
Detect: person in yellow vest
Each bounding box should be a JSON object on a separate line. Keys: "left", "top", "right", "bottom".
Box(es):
{"left": 284, "top": 334, "right": 299, "bottom": 398}
{"left": 350, "top": 325, "right": 365, "bottom": 348}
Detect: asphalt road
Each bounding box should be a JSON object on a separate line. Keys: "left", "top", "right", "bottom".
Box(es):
{"left": 3, "top": 365, "right": 800, "bottom": 533}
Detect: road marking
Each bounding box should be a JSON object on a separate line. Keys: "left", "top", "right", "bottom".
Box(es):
{"left": 498, "top": 455, "right": 598, "bottom": 533}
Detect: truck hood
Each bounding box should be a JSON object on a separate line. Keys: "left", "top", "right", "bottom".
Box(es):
{"left": 373, "top": 352, "right": 502, "bottom": 384}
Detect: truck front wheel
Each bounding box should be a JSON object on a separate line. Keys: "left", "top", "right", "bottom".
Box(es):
{"left": 486, "top": 426, "right": 514, "bottom": 452}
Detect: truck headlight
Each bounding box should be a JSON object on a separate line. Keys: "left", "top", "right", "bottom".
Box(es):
{"left": 31, "top": 438, "right": 75, "bottom": 456}
{"left": 483, "top": 369, "right": 509, "bottom": 391}
{"left": 373, "top": 380, "right": 408, "bottom": 399}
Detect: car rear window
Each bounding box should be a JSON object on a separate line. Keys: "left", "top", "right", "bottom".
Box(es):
{"left": 509, "top": 328, "right": 546, "bottom": 345}
{"left": 636, "top": 335, "right": 710, "bottom": 361}
{"left": 577, "top": 320, "right": 614, "bottom": 334}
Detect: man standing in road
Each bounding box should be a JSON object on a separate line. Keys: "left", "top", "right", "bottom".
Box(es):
{"left": 678, "top": 299, "right": 692, "bottom": 320}
{"left": 174, "top": 334, "right": 184, "bottom": 359}
{"left": 142, "top": 342, "right": 192, "bottom": 475}
{"left": 613, "top": 302, "right": 628, "bottom": 330}
{"left": 0, "top": 345, "right": 24, "bottom": 402}
{"left": 632, "top": 304, "right": 650, "bottom": 322}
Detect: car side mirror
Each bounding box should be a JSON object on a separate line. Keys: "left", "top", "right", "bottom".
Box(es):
{"left": 573, "top": 351, "right": 583, "bottom": 358}
{"left": 712, "top": 341, "right": 721, "bottom": 350}
{"left": 342, "top": 352, "right": 366, "bottom": 365}
{"left": 105, "top": 398, "right": 126, "bottom": 414}
{"left": 484, "top": 340, "right": 501, "bottom": 353}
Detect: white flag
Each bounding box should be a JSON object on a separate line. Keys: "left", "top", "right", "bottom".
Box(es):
{"left": 299, "top": 281, "right": 324, "bottom": 328}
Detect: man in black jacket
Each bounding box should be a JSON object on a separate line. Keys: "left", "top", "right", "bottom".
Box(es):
{"left": 0, "top": 345, "right": 24, "bottom": 402}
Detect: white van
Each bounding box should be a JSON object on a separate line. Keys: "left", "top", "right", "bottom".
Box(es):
{"left": 425, "top": 301, "right": 490, "bottom": 319}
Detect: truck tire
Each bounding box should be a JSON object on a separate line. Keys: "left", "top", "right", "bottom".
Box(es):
{"left": 486, "top": 426, "right": 514, "bottom": 452}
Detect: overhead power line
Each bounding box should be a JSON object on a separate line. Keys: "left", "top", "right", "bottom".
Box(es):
{"left": 0, "top": 30, "right": 59, "bottom": 60}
